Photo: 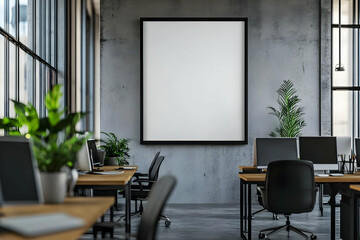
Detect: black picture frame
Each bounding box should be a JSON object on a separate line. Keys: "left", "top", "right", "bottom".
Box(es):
{"left": 140, "top": 17, "right": 248, "bottom": 145}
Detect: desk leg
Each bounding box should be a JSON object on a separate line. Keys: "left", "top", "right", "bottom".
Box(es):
{"left": 125, "top": 181, "right": 131, "bottom": 233}
{"left": 247, "top": 183, "right": 252, "bottom": 240}
{"left": 354, "top": 192, "right": 359, "bottom": 240}
{"left": 240, "top": 179, "right": 244, "bottom": 238}
{"left": 319, "top": 184, "right": 323, "bottom": 216}
{"left": 330, "top": 184, "right": 336, "bottom": 240}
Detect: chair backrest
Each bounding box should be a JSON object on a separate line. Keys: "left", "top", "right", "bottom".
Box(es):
{"left": 137, "top": 175, "right": 176, "bottom": 240}
{"left": 265, "top": 160, "right": 316, "bottom": 214}
{"left": 148, "top": 152, "right": 160, "bottom": 175}
{"left": 149, "top": 156, "right": 165, "bottom": 181}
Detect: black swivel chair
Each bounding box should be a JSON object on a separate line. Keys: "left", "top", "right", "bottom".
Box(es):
{"left": 133, "top": 151, "right": 160, "bottom": 180}
{"left": 119, "top": 155, "right": 171, "bottom": 226}
{"left": 258, "top": 160, "right": 317, "bottom": 240}
{"left": 93, "top": 175, "right": 177, "bottom": 240}
{"left": 136, "top": 175, "right": 176, "bottom": 240}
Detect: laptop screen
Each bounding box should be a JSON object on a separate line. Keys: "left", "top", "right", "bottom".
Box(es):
{"left": 0, "top": 137, "right": 42, "bottom": 204}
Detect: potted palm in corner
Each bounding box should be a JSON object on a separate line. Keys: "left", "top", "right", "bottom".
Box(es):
{"left": 100, "top": 132, "right": 130, "bottom": 166}
{"left": 0, "top": 85, "right": 87, "bottom": 203}
{"left": 268, "top": 80, "right": 306, "bottom": 137}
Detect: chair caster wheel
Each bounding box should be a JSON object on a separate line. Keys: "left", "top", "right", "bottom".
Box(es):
{"left": 272, "top": 214, "right": 279, "bottom": 220}
{"left": 310, "top": 235, "right": 317, "bottom": 239}
{"left": 251, "top": 215, "right": 254, "bottom": 220}
{"left": 165, "top": 220, "right": 171, "bottom": 227}
{"left": 259, "top": 233, "right": 265, "bottom": 239}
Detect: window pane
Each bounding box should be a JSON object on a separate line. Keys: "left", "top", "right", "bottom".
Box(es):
{"left": 332, "top": 28, "right": 354, "bottom": 87}
{"left": 8, "top": 0, "right": 16, "bottom": 37}
{"left": 333, "top": 0, "right": 355, "bottom": 24}
{"left": 35, "top": 0, "right": 41, "bottom": 56}
{"left": 9, "top": 42, "right": 16, "bottom": 118}
{"left": 0, "top": 0, "right": 5, "bottom": 29}
{"left": 19, "top": 49, "right": 33, "bottom": 104}
{"left": 0, "top": 36, "right": 4, "bottom": 136}
{"left": 19, "top": 0, "right": 34, "bottom": 49}
{"left": 45, "top": 0, "right": 50, "bottom": 63}
{"left": 51, "top": 0, "right": 55, "bottom": 66}
{"left": 35, "top": 60, "right": 41, "bottom": 113}
{"left": 333, "top": 91, "right": 353, "bottom": 137}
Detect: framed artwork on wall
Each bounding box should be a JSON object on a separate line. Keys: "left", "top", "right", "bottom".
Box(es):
{"left": 141, "top": 18, "right": 248, "bottom": 144}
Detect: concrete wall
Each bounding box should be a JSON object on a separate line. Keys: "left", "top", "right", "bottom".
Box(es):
{"left": 100, "top": 0, "right": 323, "bottom": 203}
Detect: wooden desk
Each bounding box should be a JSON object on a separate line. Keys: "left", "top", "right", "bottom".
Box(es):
{"left": 350, "top": 184, "right": 360, "bottom": 191}
{"left": 76, "top": 166, "right": 137, "bottom": 233}
{"left": 0, "top": 197, "right": 114, "bottom": 240}
{"left": 239, "top": 173, "right": 360, "bottom": 240}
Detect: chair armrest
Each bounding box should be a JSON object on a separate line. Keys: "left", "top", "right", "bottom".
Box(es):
{"left": 133, "top": 179, "right": 156, "bottom": 191}
{"left": 257, "top": 186, "right": 266, "bottom": 208}
{"left": 133, "top": 179, "right": 156, "bottom": 183}
{"left": 133, "top": 172, "right": 149, "bottom": 178}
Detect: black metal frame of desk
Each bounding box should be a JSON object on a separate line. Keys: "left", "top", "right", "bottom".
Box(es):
{"left": 75, "top": 181, "right": 132, "bottom": 233}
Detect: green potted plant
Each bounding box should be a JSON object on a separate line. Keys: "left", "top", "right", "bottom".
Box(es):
{"left": 100, "top": 132, "right": 130, "bottom": 166}
{"left": 268, "top": 80, "right": 306, "bottom": 137}
{"left": 0, "top": 85, "right": 87, "bottom": 203}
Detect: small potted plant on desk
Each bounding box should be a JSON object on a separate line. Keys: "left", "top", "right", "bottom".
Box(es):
{"left": 0, "top": 85, "right": 88, "bottom": 203}
{"left": 100, "top": 132, "right": 130, "bottom": 166}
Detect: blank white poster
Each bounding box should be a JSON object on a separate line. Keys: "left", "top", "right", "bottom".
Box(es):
{"left": 141, "top": 19, "right": 247, "bottom": 143}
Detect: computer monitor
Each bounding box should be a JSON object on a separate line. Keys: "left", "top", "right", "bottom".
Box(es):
{"left": 336, "top": 136, "right": 351, "bottom": 156}
{"left": 87, "top": 139, "right": 100, "bottom": 166}
{"left": 254, "top": 138, "right": 298, "bottom": 169}
{"left": 76, "top": 140, "right": 93, "bottom": 171}
{"left": 355, "top": 138, "right": 360, "bottom": 167}
{"left": 299, "top": 136, "right": 338, "bottom": 171}
{"left": 0, "top": 136, "right": 43, "bottom": 205}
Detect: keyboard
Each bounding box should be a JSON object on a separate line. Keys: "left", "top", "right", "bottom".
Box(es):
{"left": 329, "top": 173, "right": 344, "bottom": 177}
{"left": 315, "top": 173, "right": 329, "bottom": 177}
{"left": 116, "top": 166, "right": 137, "bottom": 170}
{"left": 91, "top": 171, "right": 124, "bottom": 175}
{"left": 0, "top": 213, "right": 84, "bottom": 237}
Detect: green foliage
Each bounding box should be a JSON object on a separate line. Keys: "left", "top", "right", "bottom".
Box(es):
{"left": 100, "top": 132, "right": 130, "bottom": 165}
{"left": 268, "top": 80, "right": 306, "bottom": 137}
{"left": 0, "top": 85, "right": 88, "bottom": 172}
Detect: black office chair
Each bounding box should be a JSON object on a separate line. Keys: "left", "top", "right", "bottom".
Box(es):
{"left": 136, "top": 175, "right": 176, "bottom": 240}
{"left": 258, "top": 160, "right": 317, "bottom": 239}
{"left": 93, "top": 175, "right": 177, "bottom": 240}
{"left": 133, "top": 152, "right": 160, "bottom": 180}
{"left": 119, "top": 155, "right": 171, "bottom": 226}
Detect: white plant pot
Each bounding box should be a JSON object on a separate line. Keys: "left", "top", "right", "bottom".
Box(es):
{"left": 104, "top": 157, "right": 119, "bottom": 166}
{"left": 40, "top": 172, "right": 67, "bottom": 204}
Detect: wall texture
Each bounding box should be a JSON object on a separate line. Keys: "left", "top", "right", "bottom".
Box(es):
{"left": 101, "top": 0, "right": 323, "bottom": 203}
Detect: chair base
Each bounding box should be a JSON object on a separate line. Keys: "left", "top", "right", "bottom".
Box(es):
{"left": 118, "top": 201, "right": 172, "bottom": 227}
{"left": 259, "top": 215, "right": 317, "bottom": 239}
{"left": 251, "top": 208, "right": 279, "bottom": 220}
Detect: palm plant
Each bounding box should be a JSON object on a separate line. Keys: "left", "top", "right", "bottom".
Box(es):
{"left": 100, "top": 132, "right": 130, "bottom": 165}
{"left": 268, "top": 80, "right": 306, "bottom": 137}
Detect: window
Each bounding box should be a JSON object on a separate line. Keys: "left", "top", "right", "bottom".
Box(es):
{"left": 67, "top": 0, "right": 96, "bottom": 133}
{"left": 0, "top": 0, "right": 57, "bottom": 126}
{"left": 332, "top": 0, "right": 360, "bottom": 141}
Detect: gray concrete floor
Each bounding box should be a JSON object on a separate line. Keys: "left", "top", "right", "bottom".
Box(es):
{"left": 81, "top": 196, "right": 341, "bottom": 239}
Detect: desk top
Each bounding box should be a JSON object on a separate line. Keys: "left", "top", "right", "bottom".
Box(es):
{"left": 350, "top": 185, "right": 360, "bottom": 192}
{"left": 0, "top": 197, "right": 114, "bottom": 240}
{"left": 77, "top": 166, "right": 138, "bottom": 186}
{"left": 239, "top": 173, "right": 360, "bottom": 183}
{"left": 238, "top": 166, "right": 259, "bottom": 171}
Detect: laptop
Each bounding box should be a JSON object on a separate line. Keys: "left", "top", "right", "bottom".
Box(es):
{"left": 0, "top": 136, "right": 43, "bottom": 205}
{"left": 0, "top": 136, "right": 85, "bottom": 237}
{"left": 0, "top": 213, "right": 84, "bottom": 237}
